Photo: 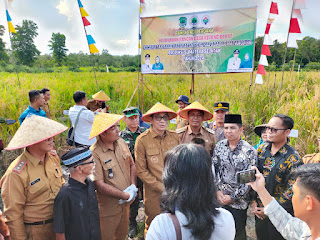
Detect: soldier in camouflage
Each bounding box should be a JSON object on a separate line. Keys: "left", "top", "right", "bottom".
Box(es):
{"left": 120, "top": 107, "right": 147, "bottom": 238}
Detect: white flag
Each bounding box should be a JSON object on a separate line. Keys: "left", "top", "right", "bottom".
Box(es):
{"left": 264, "top": 34, "right": 273, "bottom": 45}
{"left": 255, "top": 74, "right": 263, "bottom": 85}
{"left": 259, "top": 55, "right": 269, "bottom": 66}
{"left": 287, "top": 33, "right": 298, "bottom": 48}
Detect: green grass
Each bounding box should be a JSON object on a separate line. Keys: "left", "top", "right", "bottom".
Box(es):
{"left": 1, "top": 70, "right": 320, "bottom": 161}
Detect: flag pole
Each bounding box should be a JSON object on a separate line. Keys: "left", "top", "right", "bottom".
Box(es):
{"left": 76, "top": 0, "right": 99, "bottom": 91}
{"left": 4, "top": 0, "right": 21, "bottom": 87}
{"left": 281, "top": 0, "right": 295, "bottom": 89}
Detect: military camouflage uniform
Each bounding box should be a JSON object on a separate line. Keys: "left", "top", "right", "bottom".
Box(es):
{"left": 120, "top": 126, "right": 147, "bottom": 232}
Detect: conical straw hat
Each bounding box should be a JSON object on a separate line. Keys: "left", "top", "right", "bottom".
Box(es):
{"left": 179, "top": 101, "right": 213, "bottom": 121}
{"left": 5, "top": 115, "right": 67, "bottom": 150}
{"left": 89, "top": 113, "right": 123, "bottom": 140}
{"left": 141, "top": 102, "right": 177, "bottom": 123}
{"left": 92, "top": 90, "right": 110, "bottom": 101}
{"left": 254, "top": 124, "right": 267, "bottom": 137}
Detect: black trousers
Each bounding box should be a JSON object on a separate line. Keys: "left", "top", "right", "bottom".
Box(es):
{"left": 223, "top": 206, "right": 247, "bottom": 240}
{"left": 255, "top": 216, "right": 285, "bottom": 240}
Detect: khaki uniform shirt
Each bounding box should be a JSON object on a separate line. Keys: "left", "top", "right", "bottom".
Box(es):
{"left": 91, "top": 137, "right": 132, "bottom": 217}
{"left": 208, "top": 121, "right": 225, "bottom": 143}
{"left": 86, "top": 100, "right": 110, "bottom": 112}
{"left": 302, "top": 153, "right": 320, "bottom": 164}
{"left": 178, "top": 125, "right": 216, "bottom": 155}
{"left": 135, "top": 127, "right": 180, "bottom": 192}
{"left": 176, "top": 116, "right": 188, "bottom": 130}
{"left": 0, "top": 150, "right": 64, "bottom": 240}
{"left": 42, "top": 101, "right": 52, "bottom": 119}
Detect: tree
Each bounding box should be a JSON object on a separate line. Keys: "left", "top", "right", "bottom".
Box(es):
{"left": 0, "top": 25, "right": 9, "bottom": 62}
{"left": 11, "top": 20, "right": 40, "bottom": 66}
{"left": 48, "top": 33, "right": 68, "bottom": 66}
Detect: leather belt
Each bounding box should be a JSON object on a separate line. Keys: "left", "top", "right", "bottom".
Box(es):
{"left": 24, "top": 218, "right": 53, "bottom": 225}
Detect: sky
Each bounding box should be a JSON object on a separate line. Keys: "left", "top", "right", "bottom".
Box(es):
{"left": 0, "top": 0, "right": 319, "bottom": 56}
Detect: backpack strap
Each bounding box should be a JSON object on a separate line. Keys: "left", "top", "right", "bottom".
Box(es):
{"left": 70, "top": 108, "right": 85, "bottom": 146}
{"left": 167, "top": 213, "right": 182, "bottom": 240}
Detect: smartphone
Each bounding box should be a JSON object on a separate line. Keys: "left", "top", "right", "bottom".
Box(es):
{"left": 236, "top": 169, "right": 256, "bottom": 184}
{"left": 101, "top": 102, "right": 106, "bottom": 109}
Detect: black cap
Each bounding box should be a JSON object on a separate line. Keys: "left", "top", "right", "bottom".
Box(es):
{"left": 61, "top": 147, "right": 92, "bottom": 167}
{"left": 145, "top": 54, "right": 150, "bottom": 58}
{"left": 175, "top": 95, "right": 190, "bottom": 104}
{"left": 213, "top": 102, "right": 229, "bottom": 112}
{"left": 224, "top": 114, "right": 242, "bottom": 124}
{"left": 233, "top": 49, "right": 240, "bottom": 54}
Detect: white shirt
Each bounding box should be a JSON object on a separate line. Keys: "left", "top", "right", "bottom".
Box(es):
{"left": 146, "top": 208, "right": 235, "bottom": 240}
{"left": 141, "top": 63, "right": 153, "bottom": 73}
{"left": 227, "top": 57, "right": 241, "bottom": 72}
{"left": 68, "top": 105, "right": 96, "bottom": 146}
{"left": 265, "top": 198, "right": 319, "bottom": 240}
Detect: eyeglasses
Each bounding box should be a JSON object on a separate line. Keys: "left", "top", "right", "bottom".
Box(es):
{"left": 154, "top": 115, "right": 169, "bottom": 122}
{"left": 266, "top": 126, "right": 288, "bottom": 134}
{"left": 75, "top": 159, "right": 94, "bottom": 167}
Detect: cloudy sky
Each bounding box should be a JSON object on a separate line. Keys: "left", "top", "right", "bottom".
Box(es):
{"left": 0, "top": 0, "right": 319, "bottom": 55}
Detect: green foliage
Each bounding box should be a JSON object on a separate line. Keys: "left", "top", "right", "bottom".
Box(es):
{"left": 0, "top": 25, "right": 9, "bottom": 62}
{"left": 11, "top": 20, "right": 40, "bottom": 66}
{"left": 48, "top": 33, "right": 68, "bottom": 67}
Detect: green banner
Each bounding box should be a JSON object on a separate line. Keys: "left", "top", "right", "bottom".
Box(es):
{"left": 141, "top": 7, "right": 256, "bottom": 74}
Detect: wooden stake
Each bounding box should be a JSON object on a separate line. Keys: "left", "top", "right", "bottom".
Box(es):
{"left": 190, "top": 74, "right": 195, "bottom": 95}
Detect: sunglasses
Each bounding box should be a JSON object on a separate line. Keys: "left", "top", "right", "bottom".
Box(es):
{"left": 154, "top": 115, "right": 169, "bottom": 122}
{"left": 75, "top": 159, "right": 94, "bottom": 167}
{"left": 266, "top": 126, "right": 288, "bottom": 134}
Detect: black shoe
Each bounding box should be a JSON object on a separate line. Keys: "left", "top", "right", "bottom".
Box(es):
{"left": 128, "top": 225, "right": 137, "bottom": 238}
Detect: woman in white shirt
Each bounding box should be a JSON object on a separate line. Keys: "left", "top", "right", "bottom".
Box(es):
{"left": 146, "top": 144, "right": 235, "bottom": 240}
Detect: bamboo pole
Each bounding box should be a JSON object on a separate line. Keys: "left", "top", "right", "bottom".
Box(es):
{"left": 281, "top": 0, "right": 295, "bottom": 89}
{"left": 140, "top": 74, "right": 144, "bottom": 112}
{"left": 76, "top": 0, "right": 99, "bottom": 91}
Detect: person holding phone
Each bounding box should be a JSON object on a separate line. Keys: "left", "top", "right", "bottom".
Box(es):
{"left": 212, "top": 114, "right": 257, "bottom": 240}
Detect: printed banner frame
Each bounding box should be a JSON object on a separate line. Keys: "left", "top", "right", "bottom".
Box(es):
{"left": 141, "top": 7, "right": 257, "bottom": 74}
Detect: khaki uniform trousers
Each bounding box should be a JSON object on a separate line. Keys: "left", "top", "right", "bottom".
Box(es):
{"left": 144, "top": 186, "right": 161, "bottom": 236}
{"left": 25, "top": 223, "right": 55, "bottom": 240}
{"left": 100, "top": 204, "right": 129, "bottom": 240}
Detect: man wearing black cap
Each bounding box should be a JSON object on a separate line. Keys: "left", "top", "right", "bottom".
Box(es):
{"left": 227, "top": 49, "right": 241, "bottom": 72}
{"left": 120, "top": 107, "right": 147, "bottom": 237}
{"left": 212, "top": 114, "right": 256, "bottom": 240}
{"left": 53, "top": 147, "right": 101, "bottom": 240}
{"left": 141, "top": 54, "right": 153, "bottom": 73}
{"left": 175, "top": 95, "right": 190, "bottom": 129}
{"left": 208, "top": 101, "right": 229, "bottom": 142}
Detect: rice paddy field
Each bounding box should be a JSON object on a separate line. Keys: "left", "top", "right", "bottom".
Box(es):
{"left": 1, "top": 70, "right": 320, "bottom": 170}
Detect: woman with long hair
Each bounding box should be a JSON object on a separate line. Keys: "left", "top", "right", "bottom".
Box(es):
{"left": 146, "top": 144, "right": 235, "bottom": 240}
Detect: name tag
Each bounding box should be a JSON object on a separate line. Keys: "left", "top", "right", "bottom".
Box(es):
{"left": 104, "top": 159, "right": 112, "bottom": 164}
{"left": 30, "top": 178, "right": 40, "bottom": 186}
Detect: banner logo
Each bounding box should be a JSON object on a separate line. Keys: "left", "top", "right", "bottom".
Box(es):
{"left": 179, "top": 17, "right": 187, "bottom": 28}
{"left": 202, "top": 16, "right": 210, "bottom": 25}
{"left": 190, "top": 16, "right": 198, "bottom": 27}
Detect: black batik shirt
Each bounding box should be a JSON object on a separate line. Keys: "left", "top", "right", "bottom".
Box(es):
{"left": 256, "top": 142, "right": 303, "bottom": 213}
{"left": 53, "top": 177, "right": 101, "bottom": 240}
{"left": 212, "top": 139, "right": 257, "bottom": 210}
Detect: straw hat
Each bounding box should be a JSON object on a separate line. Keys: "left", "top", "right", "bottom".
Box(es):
{"left": 89, "top": 113, "right": 123, "bottom": 140}
{"left": 5, "top": 115, "right": 67, "bottom": 151}
{"left": 141, "top": 102, "right": 177, "bottom": 123}
{"left": 254, "top": 124, "right": 267, "bottom": 137}
{"left": 92, "top": 90, "right": 110, "bottom": 101}
{"left": 178, "top": 101, "right": 213, "bottom": 121}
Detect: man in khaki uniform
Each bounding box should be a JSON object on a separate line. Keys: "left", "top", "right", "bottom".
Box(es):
{"left": 135, "top": 103, "right": 180, "bottom": 234}
{"left": 0, "top": 115, "right": 67, "bottom": 240}
{"left": 41, "top": 88, "right": 52, "bottom": 119}
{"left": 208, "top": 101, "right": 230, "bottom": 142}
{"left": 89, "top": 113, "right": 137, "bottom": 240}
{"left": 302, "top": 136, "right": 320, "bottom": 164}
{"left": 177, "top": 101, "right": 215, "bottom": 155}
{"left": 175, "top": 95, "right": 190, "bottom": 129}
{"left": 87, "top": 90, "right": 110, "bottom": 112}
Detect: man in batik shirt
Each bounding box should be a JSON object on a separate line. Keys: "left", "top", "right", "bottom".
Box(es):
{"left": 120, "top": 107, "right": 146, "bottom": 237}
{"left": 253, "top": 114, "right": 303, "bottom": 240}
{"left": 212, "top": 114, "right": 257, "bottom": 240}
